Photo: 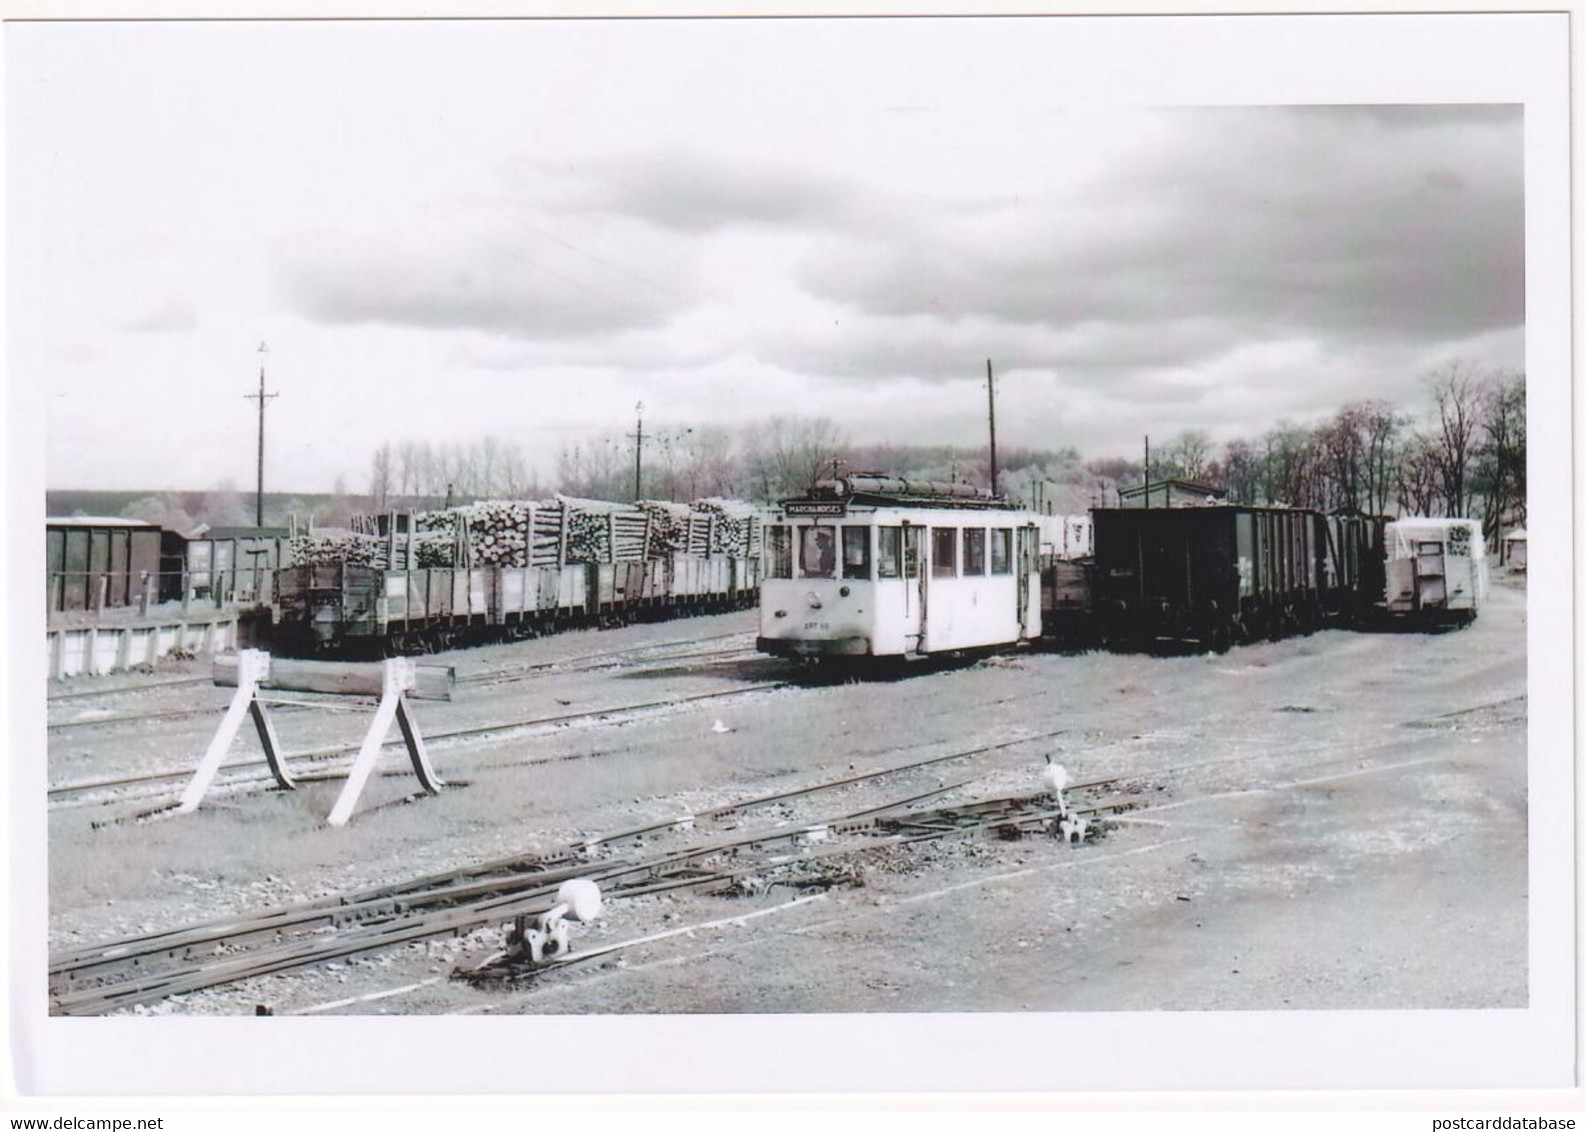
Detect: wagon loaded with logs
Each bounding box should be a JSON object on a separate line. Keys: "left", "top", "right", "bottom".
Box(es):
{"left": 273, "top": 497, "right": 765, "bottom": 656}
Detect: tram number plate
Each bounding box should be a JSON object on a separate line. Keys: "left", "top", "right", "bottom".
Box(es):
{"left": 803, "top": 621, "right": 830, "bottom": 630}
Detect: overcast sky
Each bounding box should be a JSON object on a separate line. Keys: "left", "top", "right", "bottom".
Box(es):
{"left": 12, "top": 20, "right": 1523, "bottom": 493}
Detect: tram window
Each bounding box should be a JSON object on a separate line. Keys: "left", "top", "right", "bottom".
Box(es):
{"left": 767, "top": 526, "right": 793, "bottom": 579}
{"left": 964, "top": 528, "right": 987, "bottom": 575}
{"left": 931, "top": 528, "right": 958, "bottom": 578}
{"left": 902, "top": 527, "right": 922, "bottom": 578}
{"left": 876, "top": 527, "right": 902, "bottom": 578}
{"left": 990, "top": 528, "right": 1012, "bottom": 575}
{"left": 842, "top": 526, "right": 871, "bottom": 579}
{"left": 799, "top": 526, "right": 836, "bottom": 578}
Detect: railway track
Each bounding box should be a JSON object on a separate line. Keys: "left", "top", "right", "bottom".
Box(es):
{"left": 46, "top": 633, "right": 764, "bottom": 733}
{"left": 48, "top": 755, "right": 1120, "bottom": 1016}
{"left": 46, "top": 675, "right": 212, "bottom": 702}
{"left": 48, "top": 680, "right": 797, "bottom": 807}
{"left": 48, "top": 688, "right": 1523, "bottom": 1015}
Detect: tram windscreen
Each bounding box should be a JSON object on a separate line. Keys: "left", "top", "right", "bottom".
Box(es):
{"left": 842, "top": 527, "right": 871, "bottom": 579}
{"left": 799, "top": 526, "right": 836, "bottom": 578}
{"left": 767, "top": 525, "right": 793, "bottom": 579}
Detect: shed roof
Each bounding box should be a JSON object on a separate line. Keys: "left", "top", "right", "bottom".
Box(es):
{"left": 46, "top": 516, "right": 160, "bottom": 529}
{"left": 1119, "top": 479, "right": 1226, "bottom": 500}
{"left": 199, "top": 526, "right": 291, "bottom": 540}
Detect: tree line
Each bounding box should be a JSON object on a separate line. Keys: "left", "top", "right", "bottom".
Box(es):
{"left": 363, "top": 361, "right": 1524, "bottom": 546}
{"left": 124, "top": 361, "right": 1524, "bottom": 549}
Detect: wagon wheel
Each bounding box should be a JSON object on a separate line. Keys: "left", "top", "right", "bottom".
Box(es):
{"left": 1208, "top": 620, "right": 1233, "bottom": 654}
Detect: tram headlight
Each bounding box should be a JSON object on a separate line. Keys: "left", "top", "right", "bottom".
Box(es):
{"left": 806, "top": 592, "right": 823, "bottom": 609}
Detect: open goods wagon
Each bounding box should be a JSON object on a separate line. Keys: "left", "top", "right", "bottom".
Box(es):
{"left": 1087, "top": 506, "right": 1384, "bottom": 651}
{"left": 273, "top": 554, "right": 760, "bottom": 656}
{"left": 46, "top": 518, "right": 162, "bottom": 614}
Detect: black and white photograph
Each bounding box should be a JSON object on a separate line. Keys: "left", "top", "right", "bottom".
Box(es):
{"left": 6, "top": 7, "right": 1576, "bottom": 1104}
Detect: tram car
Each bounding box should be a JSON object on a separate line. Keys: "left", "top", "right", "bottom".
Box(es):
{"left": 1088, "top": 506, "right": 1385, "bottom": 652}
{"left": 1381, "top": 517, "right": 1487, "bottom": 624}
{"left": 756, "top": 477, "right": 1042, "bottom": 661}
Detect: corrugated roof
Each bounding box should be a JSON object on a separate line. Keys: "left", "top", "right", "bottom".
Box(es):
{"left": 46, "top": 516, "right": 160, "bottom": 528}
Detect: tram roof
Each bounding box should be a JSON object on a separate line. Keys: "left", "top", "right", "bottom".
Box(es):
{"left": 780, "top": 476, "right": 1020, "bottom": 512}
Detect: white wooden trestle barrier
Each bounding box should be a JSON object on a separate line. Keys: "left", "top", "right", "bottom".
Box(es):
{"left": 178, "top": 649, "right": 451, "bottom": 826}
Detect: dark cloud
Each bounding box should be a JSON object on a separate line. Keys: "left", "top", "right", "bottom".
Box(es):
{"left": 537, "top": 151, "right": 864, "bottom": 234}
{"left": 796, "top": 106, "right": 1522, "bottom": 371}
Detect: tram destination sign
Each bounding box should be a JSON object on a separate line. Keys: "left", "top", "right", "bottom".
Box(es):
{"left": 784, "top": 501, "right": 847, "bottom": 516}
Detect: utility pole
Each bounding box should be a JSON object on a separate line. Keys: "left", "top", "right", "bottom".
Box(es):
{"left": 986, "top": 359, "right": 999, "bottom": 497}
{"left": 1143, "top": 435, "right": 1151, "bottom": 509}
{"left": 244, "top": 342, "right": 278, "bottom": 527}
{"left": 627, "top": 401, "right": 645, "bottom": 502}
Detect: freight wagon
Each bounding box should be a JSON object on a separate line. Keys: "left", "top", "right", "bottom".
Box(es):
{"left": 1382, "top": 517, "right": 1487, "bottom": 624}
{"left": 1088, "top": 505, "right": 1384, "bottom": 651}
{"left": 46, "top": 517, "right": 163, "bottom": 614}
{"left": 273, "top": 554, "right": 761, "bottom": 656}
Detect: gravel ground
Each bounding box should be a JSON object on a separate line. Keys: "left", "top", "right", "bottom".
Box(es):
{"left": 47, "top": 578, "right": 1527, "bottom": 1014}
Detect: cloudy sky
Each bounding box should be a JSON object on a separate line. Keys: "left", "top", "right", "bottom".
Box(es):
{"left": 12, "top": 19, "right": 1524, "bottom": 493}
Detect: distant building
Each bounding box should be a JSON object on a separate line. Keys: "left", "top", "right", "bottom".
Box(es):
{"left": 1118, "top": 479, "right": 1227, "bottom": 508}
{"left": 1502, "top": 527, "right": 1527, "bottom": 572}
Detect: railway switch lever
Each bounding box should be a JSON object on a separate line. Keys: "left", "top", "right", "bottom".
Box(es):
{"left": 512, "top": 879, "right": 603, "bottom": 966}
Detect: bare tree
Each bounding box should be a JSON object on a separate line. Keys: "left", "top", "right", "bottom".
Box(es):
{"left": 1359, "top": 401, "right": 1404, "bottom": 516}
{"left": 1221, "top": 438, "right": 1261, "bottom": 504}
{"left": 1473, "top": 372, "right": 1526, "bottom": 552}
{"left": 1158, "top": 429, "right": 1212, "bottom": 484}
{"left": 1427, "top": 362, "right": 1488, "bottom": 519}
{"left": 1395, "top": 433, "right": 1442, "bottom": 516}
{"left": 368, "top": 443, "right": 394, "bottom": 512}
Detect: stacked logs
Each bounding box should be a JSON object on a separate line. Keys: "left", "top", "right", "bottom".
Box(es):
{"left": 639, "top": 500, "right": 694, "bottom": 558}
{"left": 694, "top": 497, "right": 763, "bottom": 557}
{"left": 288, "top": 532, "right": 388, "bottom": 569}
{"left": 455, "top": 500, "right": 534, "bottom": 568}
{"left": 307, "top": 497, "right": 766, "bottom": 570}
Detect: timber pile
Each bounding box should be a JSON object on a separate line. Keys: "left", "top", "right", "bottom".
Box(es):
{"left": 311, "top": 496, "right": 764, "bottom": 570}
{"left": 456, "top": 501, "right": 534, "bottom": 568}
{"left": 288, "top": 533, "right": 388, "bottom": 569}
{"left": 695, "top": 497, "right": 763, "bottom": 556}
{"left": 557, "top": 496, "right": 649, "bottom": 563}
{"left": 639, "top": 500, "right": 694, "bottom": 558}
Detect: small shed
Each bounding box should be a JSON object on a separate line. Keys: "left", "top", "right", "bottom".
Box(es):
{"left": 1119, "top": 479, "right": 1227, "bottom": 509}
{"left": 46, "top": 517, "right": 163, "bottom": 613}
{"left": 1502, "top": 527, "right": 1527, "bottom": 572}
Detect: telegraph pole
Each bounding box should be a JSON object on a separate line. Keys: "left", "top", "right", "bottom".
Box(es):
{"left": 1143, "top": 435, "right": 1151, "bottom": 509}
{"left": 628, "top": 401, "right": 645, "bottom": 501}
{"left": 244, "top": 342, "right": 278, "bottom": 527}
{"left": 986, "top": 358, "right": 999, "bottom": 497}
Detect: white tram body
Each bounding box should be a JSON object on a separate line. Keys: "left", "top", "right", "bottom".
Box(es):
{"left": 1383, "top": 517, "right": 1488, "bottom": 620}
{"left": 756, "top": 478, "right": 1042, "bottom": 660}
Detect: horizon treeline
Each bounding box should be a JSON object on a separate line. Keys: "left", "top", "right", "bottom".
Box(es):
{"left": 115, "top": 361, "right": 1524, "bottom": 545}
